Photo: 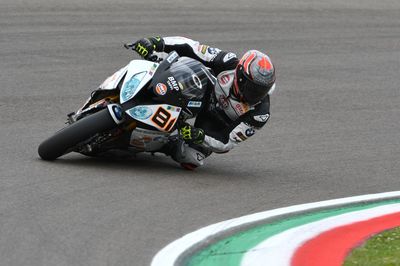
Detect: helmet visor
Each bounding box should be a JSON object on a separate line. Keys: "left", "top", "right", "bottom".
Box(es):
{"left": 237, "top": 68, "right": 272, "bottom": 105}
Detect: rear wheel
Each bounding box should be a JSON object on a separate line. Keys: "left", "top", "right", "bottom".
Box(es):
{"left": 38, "top": 108, "right": 118, "bottom": 160}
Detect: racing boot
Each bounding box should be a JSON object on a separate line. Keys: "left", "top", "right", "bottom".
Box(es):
{"left": 159, "top": 138, "right": 211, "bottom": 170}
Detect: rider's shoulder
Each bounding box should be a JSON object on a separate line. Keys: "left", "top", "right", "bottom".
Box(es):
{"left": 212, "top": 51, "right": 239, "bottom": 74}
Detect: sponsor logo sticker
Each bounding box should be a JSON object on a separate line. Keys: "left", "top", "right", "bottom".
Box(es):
{"left": 130, "top": 139, "right": 145, "bottom": 150}
{"left": 201, "top": 45, "right": 208, "bottom": 54}
{"left": 219, "top": 74, "right": 231, "bottom": 85}
{"left": 253, "top": 114, "right": 270, "bottom": 122}
{"left": 155, "top": 83, "right": 167, "bottom": 96}
{"left": 234, "top": 103, "right": 249, "bottom": 114}
{"left": 187, "top": 101, "right": 202, "bottom": 108}
{"left": 223, "top": 52, "right": 236, "bottom": 62}
{"left": 149, "top": 63, "right": 158, "bottom": 76}
{"left": 192, "top": 74, "right": 202, "bottom": 89}
{"left": 142, "top": 136, "right": 153, "bottom": 143}
{"left": 235, "top": 132, "right": 247, "bottom": 142}
{"left": 235, "top": 103, "right": 245, "bottom": 114}
{"left": 245, "top": 128, "right": 255, "bottom": 137}
{"left": 112, "top": 105, "right": 123, "bottom": 120}
{"left": 166, "top": 52, "right": 178, "bottom": 63}
{"left": 166, "top": 105, "right": 181, "bottom": 112}
{"left": 207, "top": 47, "right": 219, "bottom": 55}
{"left": 196, "top": 153, "right": 205, "bottom": 161}
{"left": 128, "top": 106, "right": 153, "bottom": 120}
{"left": 167, "top": 76, "right": 180, "bottom": 91}
{"left": 218, "top": 95, "right": 229, "bottom": 109}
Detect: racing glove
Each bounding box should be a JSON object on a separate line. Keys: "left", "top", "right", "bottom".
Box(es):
{"left": 179, "top": 123, "right": 205, "bottom": 145}
{"left": 132, "top": 37, "right": 164, "bottom": 59}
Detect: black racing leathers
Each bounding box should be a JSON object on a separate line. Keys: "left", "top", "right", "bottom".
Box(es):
{"left": 156, "top": 36, "right": 271, "bottom": 154}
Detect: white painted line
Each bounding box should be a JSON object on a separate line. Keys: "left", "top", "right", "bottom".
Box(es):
{"left": 151, "top": 191, "right": 400, "bottom": 266}
{"left": 241, "top": 203, "right": 400, "bottom": 266}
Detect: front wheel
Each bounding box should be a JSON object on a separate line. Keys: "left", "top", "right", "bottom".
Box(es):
{"left": 38, "top": 107, "right": 120, "bottom": 160}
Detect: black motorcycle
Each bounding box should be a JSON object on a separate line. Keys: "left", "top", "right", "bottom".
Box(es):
{"left": 38, "top": 47, "right": 215, "bottom": 161}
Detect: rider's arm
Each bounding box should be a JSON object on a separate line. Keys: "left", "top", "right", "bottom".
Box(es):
{"left": 156, "top": 36, "right": 239, "bottom": 75}
{"left": 201, "top": 96, "right": 271, "bottom": 153}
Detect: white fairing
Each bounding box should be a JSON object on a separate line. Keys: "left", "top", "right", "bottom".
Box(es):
{"left": 120, "top": 60, "right": 159, "bottom": 103}
{"left": 99, "top": 65, "right": 128, "bottom": 90}
{"left": 130, "top": 128, "right": 170, "bottom": 152}
{"left": 127, "top": 103, "right": 182, "bottom": 151}
{"left": 126, "top": 104, "right": 181, "bottom": 132}
{"left": 99, "top": 60, "right": 159, "bottom": 104}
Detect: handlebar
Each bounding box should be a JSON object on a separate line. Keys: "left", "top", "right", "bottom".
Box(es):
{"left": 123, "top": 42, "right": 134, "bottom": 49}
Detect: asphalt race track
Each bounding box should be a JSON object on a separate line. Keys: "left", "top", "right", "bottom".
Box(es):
{"left": 1, "top": 0, "right": 399, "bottom": 265}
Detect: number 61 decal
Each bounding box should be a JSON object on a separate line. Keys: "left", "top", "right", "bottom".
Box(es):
{"left": 151, "top": 106, "right": 178, "bottom": 132}
{"left": 126, "top": 104, "right": 180, "bottom": 132}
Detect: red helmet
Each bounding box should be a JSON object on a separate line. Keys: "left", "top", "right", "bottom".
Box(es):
{"left": 233, "top": 50, "right": 276, "bottom": 105}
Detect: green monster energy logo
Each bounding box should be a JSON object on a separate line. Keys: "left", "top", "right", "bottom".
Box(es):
{"left": 194, "top": 130, "right": 204, "bottom": 144}
{"left": 136, "top": 43, "right": 149, "bottom": 57}
{"left": 180, "top": 126, "right": 192, "bottom": 140}
{"left": 180, "top": 126, "right": 204, "bottom": 144}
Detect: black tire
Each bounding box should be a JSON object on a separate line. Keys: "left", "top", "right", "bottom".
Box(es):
{"left": 38, "top": 108, "right": 118, "bottom": 160}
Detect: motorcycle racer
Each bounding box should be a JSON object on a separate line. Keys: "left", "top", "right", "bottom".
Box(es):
{"left": 131, "top": 36, "right": 276, "bottom": 169}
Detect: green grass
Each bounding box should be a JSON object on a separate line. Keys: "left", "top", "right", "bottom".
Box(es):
{"left": 344, "top": 227, "right": 400, "bottom": 266}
